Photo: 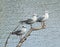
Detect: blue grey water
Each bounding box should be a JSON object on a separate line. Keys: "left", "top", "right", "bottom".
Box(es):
{"left": 0, "top": 0, "right": 60, "bottom": 47}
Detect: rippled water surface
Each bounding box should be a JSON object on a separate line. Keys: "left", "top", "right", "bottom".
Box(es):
{"left": 0, "top": 0, "right": 60, "bottom": 47}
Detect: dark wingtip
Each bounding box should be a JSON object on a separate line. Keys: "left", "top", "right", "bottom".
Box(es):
{"left": 11, "top": 32, "right": 15, "bottom": 34}
{"left": 11, "top": 31, "right": 19, "bottom": 35}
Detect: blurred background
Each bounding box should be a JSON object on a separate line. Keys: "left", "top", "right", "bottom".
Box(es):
{"left": 0, "top": 0, "right": 60, "bottom": 47}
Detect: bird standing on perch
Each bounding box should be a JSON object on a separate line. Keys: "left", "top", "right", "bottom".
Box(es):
{"left": 36, "top": 11, "right": 49, "bottom": 27}
{"left": 11, "top": 26, "right": 26, "bottom": 38}
{"left": 19, "top": 13, "right": 38, "bottom": 28}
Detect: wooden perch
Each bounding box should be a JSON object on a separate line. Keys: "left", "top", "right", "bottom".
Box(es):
{"left": 4, "top": 22, "right": 46, "bottom": 47}
{"left": 16, "top": 25, "right": 45, "bottom": 47}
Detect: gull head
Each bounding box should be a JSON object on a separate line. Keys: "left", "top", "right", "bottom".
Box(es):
{"left": 22, "top": 26, "right": 26, "bottom": 28}
{"left": 45, "top": 10, "right": 49, "bottom": 19}
{"left": 22, "top": 26, "right": 26, "bottom": 32}
{"left": 32, "top": 13, "right": 38, "bottom": 21}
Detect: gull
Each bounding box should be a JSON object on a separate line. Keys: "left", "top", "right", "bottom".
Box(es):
{"left": 19, "top": 13, "right": 38, "bottom": 28}
{"left": 36, "top": 11, "right": 49, "bottom": 27}
{"left": 11, "top": 26, "right": 26, "bottom": 38}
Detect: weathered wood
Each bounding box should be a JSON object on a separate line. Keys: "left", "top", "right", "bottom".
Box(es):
{"left": 4, "top": 22, "right": 46, "bottom": 47}
{"left": 16, "top": 25, "right": 45, "bottom": 47}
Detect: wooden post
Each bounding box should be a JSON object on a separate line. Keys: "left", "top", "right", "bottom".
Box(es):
{"left": 16, "top": 25, "right": 45, "bottom": 47}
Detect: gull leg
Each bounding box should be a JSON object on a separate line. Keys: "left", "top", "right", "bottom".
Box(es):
{"left": 41, "top": 22, "right": 44, "bottom": 28}
{"left": 20, "top": 35, "right": 26, "bottom": 40}
{"left": 42, "top": 21, "right": 46, "bottom": 28}
{"left": 19, "top": 35, "right": 23, "bottom": 40}
{"left": 41, "top": 22, "right": 43, "bottom": 26}
{"left": 30, "top": 24, "right": 32, "bottom": 28}
{"left": 43, "top": 21, "right": 46, "bottom": 27}
{"left": 19, "top": 35, "right": 22, "bottom": 39}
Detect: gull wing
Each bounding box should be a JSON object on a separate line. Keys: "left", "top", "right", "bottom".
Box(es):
{"left": 20, "top": 19, "right": 34, "bottom": 24}
{"left": 37, "top": 17, "right": 44, "bottom": 22}
{"left": 11, "top": 30, "right": 22, "bottom": 35}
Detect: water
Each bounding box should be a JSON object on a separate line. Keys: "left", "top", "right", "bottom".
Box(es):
{"left": 0, "top": 0, "right": 60, "bottom": 47}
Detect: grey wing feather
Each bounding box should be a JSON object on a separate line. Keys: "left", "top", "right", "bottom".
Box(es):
{"left": 26, "top": 19, "right": 32, "bottom": 22}
{"left": 37, "top": 17, "right": 44, "bottom": 22}
{"left": 11, "top": 30, "right": 22, "bottom": 35}
{"left": 20, "top": 19, "right": 33, "bottom": 24}
{"left": 26, "top": 19, "right": 33, "bottom": 23}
